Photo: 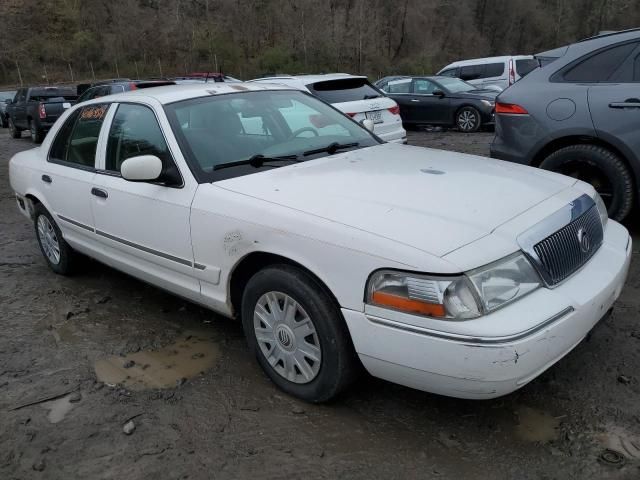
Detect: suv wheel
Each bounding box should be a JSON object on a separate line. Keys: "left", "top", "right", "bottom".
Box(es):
{"left": 241, "top": 264, "right": 358, "bottom": 403}
{"left": 8, "top": 117, "right": 20, "bottom": 138}
{"left": 540, "top": 144, "right": 634, "bottom": 221}
{"left": 456, "top": 106, "right": 481, "bottom": 133}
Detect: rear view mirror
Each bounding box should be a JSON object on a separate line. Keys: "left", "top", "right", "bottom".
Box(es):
{"left": 121, "top": 155, "right": 163, "bottom": 182}
{"left": 361, "top": 119, "right": 375, "bottom": 132}
{"left": 433, "top": 89, "right": 445, "bottom": 97}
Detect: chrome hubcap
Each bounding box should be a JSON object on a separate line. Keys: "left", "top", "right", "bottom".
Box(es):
{"left": 253, "top": 291, "right": 321, "bottom": 384}
{"left": 37, "top": 216, "right": 61, "bottom": 265}
{"left": 458, "top": 110, "right": 477, "bottom": 131}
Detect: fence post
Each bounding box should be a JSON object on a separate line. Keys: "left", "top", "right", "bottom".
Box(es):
{"left": 90, "top": 62, "right": 96, "bottom": 80}
{"left": 44, "top": 65, "right": 49, "bottom": 84}
{"left": 157, "top": 59, "right": 163, "bottom": 78}
{"left": 134, "top": 60, "right": 139, "bottom": 78}
{"left": 68, "top": 63, "right": 75, "bottom": 83}
{"left": 15, "top": 60, "right": 23, "bottom": 86}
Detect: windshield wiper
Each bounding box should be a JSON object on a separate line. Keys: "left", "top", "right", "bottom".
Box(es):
{"left": 213, "top": 154, "right": 301, "bottom": 171}
{"left": 303, "top": 142, "right": 360, "bottom": 157}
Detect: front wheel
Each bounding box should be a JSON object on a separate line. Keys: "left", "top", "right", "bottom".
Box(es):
{"left": 34, "top": 204, "right": 78, "bottom": 275}
{"left": 241, "top": 265, "right": 358, "bottom": 403}
{"left": 540, "top": 144, "right": 634, "bottom": 222}
{"left": 456, "top": 106, "right": 481, "bottom": 133}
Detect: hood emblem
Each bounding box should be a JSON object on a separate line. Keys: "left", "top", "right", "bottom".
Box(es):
{"left": 577, "top": 227, "right": 591, "bottom": 253}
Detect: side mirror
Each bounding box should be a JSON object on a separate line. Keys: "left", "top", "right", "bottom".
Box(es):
{"left": 433, "top": 89, "right": 445, "bottom": 98}
{"left": 361, "top": 118, "right": 375, "bottom": 132}
{"left": 121, "top": 155, "right": 163, "bottom": 182}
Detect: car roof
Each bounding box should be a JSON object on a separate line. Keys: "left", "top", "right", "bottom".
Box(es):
{"left": 83, "top": 82, "right": 295, "bottom": 105}
{"left": 249, "top": 73, "right": 366, "bottom": 86}
{"left": 440, "top": 55, "right": 533, "bottom": 69}
{"left": 536, "top": 28, "right": 640, "bottom": 62}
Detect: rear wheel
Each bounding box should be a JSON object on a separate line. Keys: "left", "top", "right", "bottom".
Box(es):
{"left": 8, "top": 117, "right": 20, "bottom": 138}
{"left": 456, "top": 106, "right": 481, "bottom": 133}
{"left": 241, "top": 264, "right": 358, "bottom": 403}
{"left": 34, "top": 204, "right": 78, "bottom": 275}
{"left": 30, "top": 120, "right": 44, "bottom": 144}
{"left": 540, "top": 144, "right": 634, "bottom": 221}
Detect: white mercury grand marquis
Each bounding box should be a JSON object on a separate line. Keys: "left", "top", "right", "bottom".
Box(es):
{"left": 9, "top": 83, "right": 632, "bottom": 402}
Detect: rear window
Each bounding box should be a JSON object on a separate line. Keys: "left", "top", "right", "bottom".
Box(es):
{"left": 308, "top": 78, "right": 382, "bottom": 103}
{"left": 30, "top": 89, "right": 77, "bottom": 101}
{"left": 516, "top": 59, "right": 539, "bottom": 77}
{"left": 563, "top": 42, "right": 638, "bottom": 82}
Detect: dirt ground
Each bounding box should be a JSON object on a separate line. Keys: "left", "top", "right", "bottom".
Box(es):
{"left": 1, "top": 127, "right": 640, "bottom": 480}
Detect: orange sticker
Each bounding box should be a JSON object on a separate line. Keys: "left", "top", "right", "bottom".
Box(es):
{"left": 81, "top": 105, "right": 107, "bottom": 121}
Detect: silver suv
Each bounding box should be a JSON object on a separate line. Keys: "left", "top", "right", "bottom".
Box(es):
{"left": 491, "top": 29, "right": 640, "bottom": 221}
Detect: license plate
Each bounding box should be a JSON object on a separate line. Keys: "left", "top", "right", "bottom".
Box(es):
{"left": 365, "top": 110, "right": 383, "bottom": 124}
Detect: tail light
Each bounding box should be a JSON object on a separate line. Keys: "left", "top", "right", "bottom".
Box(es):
{"left": 495, "top": 102, "right": 528, "bottom": 115}
{"left": 38, "top": 103, "right": 46, "bottom": 119}
{"left": 129, "top": 83, "right": 138, "bottom": 90}
{"left": 346, "top": 112, "right": 357, "bottom": 118}
{"left": 388, "top": 105, "right": 400, "bottom": 115}
{"left": 508, "top": 59, "right": 516, "bottom": 85}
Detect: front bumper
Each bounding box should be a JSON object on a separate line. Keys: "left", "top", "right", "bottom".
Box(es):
{"left": 343, "top": 221, "right": 631, "bottom": 399}
{"left": 377, "top": 127, "right": 407, "bottom": 144}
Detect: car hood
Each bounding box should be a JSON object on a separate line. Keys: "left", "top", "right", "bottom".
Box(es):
{"left": 215, "top": 143, "right": 576, "bottom": 258}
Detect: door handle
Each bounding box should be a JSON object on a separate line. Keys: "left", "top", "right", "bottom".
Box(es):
{"left": 91, "top": 187, "right": 108, "bottom": 199}
{"left": 410, "top": 99, "right": 421, "bottom": 103}
{"left": 41, "top": 174, "right": 52, "bottom": 184}
{"left": 609, "top": 98, "right": 640, "bottom": 109}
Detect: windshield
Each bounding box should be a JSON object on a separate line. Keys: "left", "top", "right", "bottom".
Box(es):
{"left": 436, "top": 77, "right": 476, "bottom": 93}
{"left": 165, "top": 90, "right": 379, "bottom": 182}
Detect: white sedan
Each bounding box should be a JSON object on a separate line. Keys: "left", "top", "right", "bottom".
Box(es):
{"left": 9, "top": 83, "right": 631, "bottom": 402}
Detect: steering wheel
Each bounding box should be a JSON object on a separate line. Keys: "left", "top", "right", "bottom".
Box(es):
{"left": 291, "top": 127, "right": 319, "bottom": 138}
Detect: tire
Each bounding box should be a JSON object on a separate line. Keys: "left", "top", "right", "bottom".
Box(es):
{"left": 241, "top": 264, "right": 359, "bottom": 403}
{"left": 30, "top": 120, "right": 44, "bottom": 144}
{"left": 8, "top": 117, "right": 20, "bottom": 138}
{"left": 540, "top": 144, "right": 634, "bottom": 222}
{"left": 456, "top": 106, "right": 481, "bottom": 133}
{"left": 34, "top": 204, "right": 78, "bottom": 275}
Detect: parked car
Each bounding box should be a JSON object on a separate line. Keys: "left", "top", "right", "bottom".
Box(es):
{"left": 0, "top": 89, "right": 17, "bottom": 128}
{"left": 377, "top": 76, "right": 497, "bottom": 132}
{"left": 76, "top": 79, "right": 175, "bottom": 103}
{"left": 9, "top": 83, "right": 630, "bottom": 402}
{"left": 249, "top": 74, "right": 406, "bottom": 143}
{"left": 437, "top": 55, "right": 539, "bottom": 91}
{"left": 491, "top": 29, "right": 640, "bottom": 222}
{"left": 6, "top": 86, "right": 77, "bottom": 143}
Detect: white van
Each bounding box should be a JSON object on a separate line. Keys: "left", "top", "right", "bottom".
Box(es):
{"left": 437, "top": 56, "right": 539, "bottom": 91}
{"left": 249, "top": 74, "right": 407, "bottom": 144}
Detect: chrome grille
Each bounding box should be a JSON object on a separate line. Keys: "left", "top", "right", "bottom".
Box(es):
{"left": 532, "top": 205, "right": 603, "bottom": 286}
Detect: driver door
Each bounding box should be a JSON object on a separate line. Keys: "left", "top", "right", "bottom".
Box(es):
{"left": 91, "top": 102, "right": 202, "bottom": 302}
{"left": 411, "top": 78, "right": 451, "bottom": 124}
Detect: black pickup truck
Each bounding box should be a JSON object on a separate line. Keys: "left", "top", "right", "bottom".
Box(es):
{"left": 7, "top": 86, "right": 77, "bottom": 143}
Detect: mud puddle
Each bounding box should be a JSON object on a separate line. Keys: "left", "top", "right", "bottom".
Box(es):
{"left": 41, "top": 393, "right": 79, "bottom": 423}
{"left": 598, "top": 424, "right": 640, "bottom": 460}
{"left": 514, "top": 406, "right": 560, "bottom": 443}
{"left": 94, "top": 332, "right": 220, "bottom": 390}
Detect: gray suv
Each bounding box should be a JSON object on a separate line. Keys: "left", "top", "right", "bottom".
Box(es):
{"left": 491, "top": 29, "right": 640, "bottom": 221}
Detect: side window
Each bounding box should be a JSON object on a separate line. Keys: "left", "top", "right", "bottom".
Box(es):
{"left": 459, "top": 65, "right": 482, "bottom": 81}
{"left": 77, "top": 87, "right": 97, "bottom": 103}
{"left": 386, "top": 79, "right": 412, "bottom": 93}
{"left": 49, "top": 105, "right": 108, "bottom": 167}
{"left": 439, "top": 68, "right": 458, "bottom": 78}
{"left": 106, "top": 104, "right": 172, "bottom": 173}
{"left": 483, "top": 62, "right": 505, "bottom": 78}
{"left": 563, "top": 42, "right": 638, "bottom": 82}
{"left": 413, "top": 79, "right": 437, "bottom": 94}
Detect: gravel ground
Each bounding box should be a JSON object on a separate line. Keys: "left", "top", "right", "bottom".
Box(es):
{"left": 1, "top": 127, "right": 640, "bottom": 480}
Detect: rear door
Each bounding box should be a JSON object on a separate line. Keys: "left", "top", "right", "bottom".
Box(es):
{"left": 410, "top": 78, "right": 451, "bottom": 124}
{"left": 307, "top": 78, "right": 400, "bottom": 137}
{"left": 41, "top": 104, "right": 110, "bottom": 251}
{"left": 381, "top": 78, "right": 414, "bottom": 121}
{"left": 587, "top": 41, "right": 640, "bottom": 195}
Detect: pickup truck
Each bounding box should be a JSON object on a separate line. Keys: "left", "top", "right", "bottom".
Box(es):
{"left": 7, "top": 86, "right": 77, "bottom": 143}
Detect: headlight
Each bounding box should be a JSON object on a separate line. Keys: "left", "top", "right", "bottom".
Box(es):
{"left": 366, "top": 253, "right": 541, "bottom": 320}
{"left": 481, "top": 99, "right": 495, "bottom": 108}
{"left": 594, "top": 192, "right": 608, "bottom": 227}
